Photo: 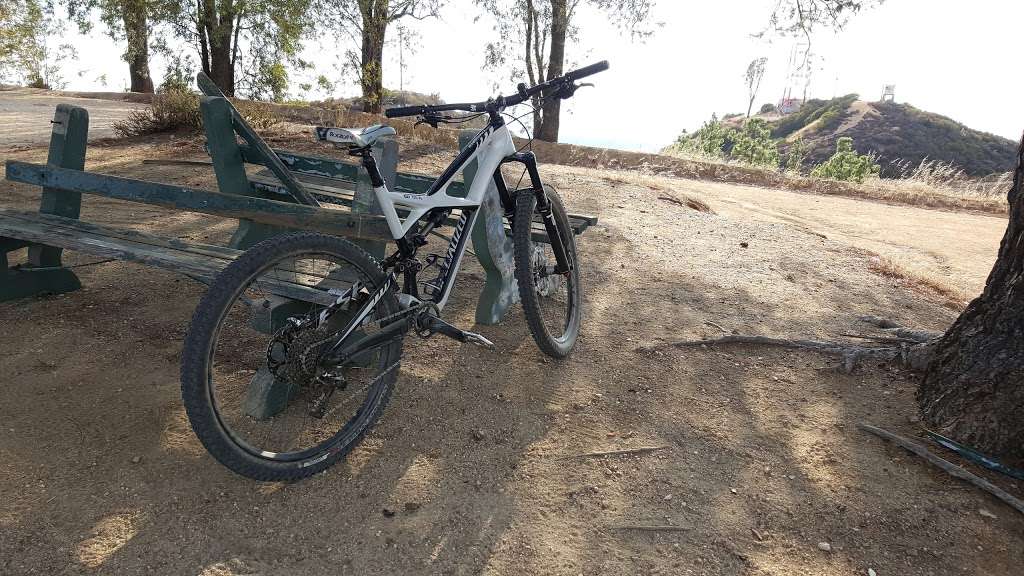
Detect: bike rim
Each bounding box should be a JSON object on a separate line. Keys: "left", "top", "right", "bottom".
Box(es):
{"left": 204, "top": 250, "right": 397, "bottom": 462}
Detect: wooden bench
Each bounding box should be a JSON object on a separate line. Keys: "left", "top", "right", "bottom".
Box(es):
{"left": 0, "top": 73, "right": 597, "bottom": 326}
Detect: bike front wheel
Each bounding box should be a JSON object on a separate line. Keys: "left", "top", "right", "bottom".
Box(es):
{"left": 180, "top": 232, "right": 403, "bottom": 481}
{"left": 512, "top": 187, "right": 583, "bottom": 358}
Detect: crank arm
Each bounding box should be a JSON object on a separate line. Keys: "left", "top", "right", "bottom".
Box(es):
{"left": 419, "top": 315, "right": 495, "bottom": 350}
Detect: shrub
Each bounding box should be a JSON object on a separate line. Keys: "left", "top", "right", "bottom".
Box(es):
{"left": 113, "top": 89, "right": 281, "bottom": 137}
{"left": 759, "top": 103, "right": 776, "bottom": 114}
{"left": 731, "top": 118, "right": 779, "bottom": 168}
{"left": 673, "top": 115, "right": 737, "bottom": 159}
{"left": 811, "top": 137, "right": 881, "bottom": 183}
{"left": 235, "top": 100, "right": 282, "bottom": 132}
{"left": 113, "top": 89, "right": 202, "bottom": 136}
{"left": 785, "top": 138, "right": 809, "bottom": 173}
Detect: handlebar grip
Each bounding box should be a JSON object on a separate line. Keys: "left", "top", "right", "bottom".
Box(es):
{"left": 565, "top": 60, "right": 609, "bottom": 82}
{"left": 384, "top": 105, "right": 427, "bottom": 118}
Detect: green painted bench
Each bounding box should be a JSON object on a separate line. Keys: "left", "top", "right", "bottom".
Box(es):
{"left": 0, "top": 73, "right": 597, "bottom": 326}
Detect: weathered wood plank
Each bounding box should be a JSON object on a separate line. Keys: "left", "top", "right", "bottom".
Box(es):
{"left": 5, "top": 161, "right": 394, "bottom": 241}
{"left": 0, "top": 210, "right": 340, "bottom": 305}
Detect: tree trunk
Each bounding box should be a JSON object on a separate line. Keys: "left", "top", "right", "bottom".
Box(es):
{"left": 199, "top": 0, "right": 235, "bottom": 96}
{"left": 122, "top": 1, "right": 154, "bottom": 93}
{"left": 536, "top": 0, "right": 567, "bottom": 142}
{"left": 918, "top": 132, "right": 1024, "bottom": 463}
{"left": 360, "top": 15, "right": 387, "bottom": 114}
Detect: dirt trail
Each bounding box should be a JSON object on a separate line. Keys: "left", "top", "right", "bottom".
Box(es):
{"left": 589, "top": 168, "right": 1004, "bottom": 299}
{"left": 0, "top": 136, "right": 1020, "bottom": 576}
{"left": 0, "top": 89, "right": 148, "bottom": 147}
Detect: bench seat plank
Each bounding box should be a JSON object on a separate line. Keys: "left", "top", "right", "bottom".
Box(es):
{"left": 0, "top": 209, "right": 339, "bottom": 305}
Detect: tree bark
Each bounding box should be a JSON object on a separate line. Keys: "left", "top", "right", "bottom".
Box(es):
{"left": 535, "top": 0, "right": 566, "bottom": 142}
{"left": 918, "top": 132, "right": 1024, "bottom": 463}
{"left": 122, "top": 0, "right": 154, "bottom": 93}
{"left": 360, "top": 11, "right": 387, "bottom": 114}
{"left": 199, "top": 0, "right": 235, "bottom": 96}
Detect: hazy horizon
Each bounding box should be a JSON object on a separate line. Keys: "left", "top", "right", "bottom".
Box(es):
{"left": 33, "top": 0, "right": 1024, "bottom": 151}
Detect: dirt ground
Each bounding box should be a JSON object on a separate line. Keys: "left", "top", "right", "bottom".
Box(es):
{"left": 1, "top": 130, "right": 1021, "bottom": 576}
{"left": 0, "top": 88, "right": 148, "bottom": 147}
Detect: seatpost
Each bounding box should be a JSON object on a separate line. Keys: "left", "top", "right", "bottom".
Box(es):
{"left": 352, "top": 147, "right": 386, "bottom": 188}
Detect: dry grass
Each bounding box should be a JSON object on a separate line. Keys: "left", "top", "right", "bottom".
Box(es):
{"left": 867, "top": 255, "right": 969, "bottom": 310}
{"left": 113, "top": 91, "right": 283, "bottom": 137}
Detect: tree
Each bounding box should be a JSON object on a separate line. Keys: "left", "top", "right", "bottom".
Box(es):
{"left": 744, "top": 57, "right": 767, "bottom": 118}
{"left": 1, "top": 0, "right": 76, "bottom": 89}
{"left": 165, "top": 0, "right": 313, "bottom": 97}
{"left": 64, "top": 0, "right": 158, "bottom": 92}
{"left": 771, "top": 0, "right": 1024, "bottom": 461}
{"left": 0, "top": 0, "right": 45, "bottom": 83}
{"left": 315, "top": 0, "right": 442, "bottom": 113}
{"left": 917, "top": 141, "right": 1024, "bottom": 460}
{"left": 476, "top": 0, "right": 655, "bottom": 142}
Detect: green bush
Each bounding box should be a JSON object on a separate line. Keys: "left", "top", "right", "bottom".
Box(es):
{"left": 810, "top": 137, "right": 881, "bottom": 183}
{"left": 759, "top": 103, "right": 776, "bottom": 114}
{"left": 731, "top": 118, "right": 779, "bottom": 168}
{"left": 674, "top": 115, "right": 736, "bottom": 159}
{"left": 785, "top": 138, "right": 809, "bottom": 173}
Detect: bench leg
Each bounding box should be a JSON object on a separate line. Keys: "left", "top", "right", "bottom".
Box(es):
{"left": 0, "top": 105, "right": 88, "bottom": 302}
{"left": 0, "top": 239, "right": 82, "bottom": 302}
{"left": 458, "top": 131, "right": 519, "bottom": 325}
{"left": 352, "top": 138, "right": 398, "bottom": 261}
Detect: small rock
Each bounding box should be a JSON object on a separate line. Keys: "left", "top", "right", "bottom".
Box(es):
{"left": 740, "top": 241, "right": 749, "bottom": 248}
{"left": 730, "top": 488, "right": 738, "bottom": 494}
{"left": 979, "top": 508, "right": 997, "bottom": 519}
{"left": 404, "top": 502, "right": 421, "bottom": 513}
{"left": 131, "top": 456, "right": 141, "bottom": 464}
{"left": 471, "top": 429, "right": 486, "bottom": 442}
{"left": 382, "top": 508, "right": 395, "bottom": 517}
{"left": 664, "top": 494, "right": 673, "bottom": 500}
{"left": 868, "top": 568, "right": 878, "bottom": 576}
{"left": 817, "top": 542, "right": 832, "bottom": 552}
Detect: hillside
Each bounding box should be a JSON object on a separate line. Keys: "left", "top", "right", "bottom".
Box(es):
{"left": 764, "top": 96, "right": 1018, "bottom": 177}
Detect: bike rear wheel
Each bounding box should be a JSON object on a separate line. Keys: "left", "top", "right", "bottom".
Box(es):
{"left": 512, "top": 187, "right": 583, "bottom": 357}
{"left": 180, "top": 232, "right": 403, "bottom": 481}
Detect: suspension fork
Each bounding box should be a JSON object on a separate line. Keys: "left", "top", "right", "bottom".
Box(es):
{"left": 501, "top": 152, "right": 572, "bottom": 274}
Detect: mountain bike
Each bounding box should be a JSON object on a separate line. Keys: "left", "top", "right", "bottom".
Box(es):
{"left": 180, "top": 61, "right": 609, "bottom": 480}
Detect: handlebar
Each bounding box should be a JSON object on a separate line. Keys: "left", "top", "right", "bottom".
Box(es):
{"left": 384, "top": 60, "right": 609, "bottom": 119}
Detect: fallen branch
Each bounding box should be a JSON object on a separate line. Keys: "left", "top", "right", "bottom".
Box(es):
{"left": 657, "top": 193, "right": 713, "bottom": 213}
{"left": 840, "top": 332, "right": 922, "bottom": 345}
{"left": 704, "top": 320, "right": 728, "bottom": 333}
{"left": 635, "top": 334, "right": 933, "bottom": 373}
{"left": 859, "top": 422, "right": 1024, "bottom": 516}
{"left": 571, "top": 446, "right": 669, "bottom": 459}
{"left": 858, "top": 315, "right": 940, "bottom": 343}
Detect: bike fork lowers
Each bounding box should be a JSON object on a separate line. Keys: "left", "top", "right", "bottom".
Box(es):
{"left": 503, "top": 151, "right": 573, "bottom": 274}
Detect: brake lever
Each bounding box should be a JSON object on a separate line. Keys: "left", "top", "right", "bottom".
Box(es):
{"left": 414, "top": 114, "right": 441, "bottom": 129}
{"left": 555, "top": 81, "right": 594, "bottom": 100}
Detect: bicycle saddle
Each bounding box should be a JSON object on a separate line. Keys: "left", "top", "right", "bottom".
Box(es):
{"left": 315, "top": 124, "right": 396, "bottom": 148}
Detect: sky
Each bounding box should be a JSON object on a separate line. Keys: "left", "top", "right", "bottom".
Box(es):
{"left": 51, "top": 0, "right": 1024, "bottom": 152}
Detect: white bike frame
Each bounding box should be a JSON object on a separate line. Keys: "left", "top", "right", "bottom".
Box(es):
{"left": 371, "top": 123, "right": 517, "bottom": 240}
{"left": 355, "top": 122, "right": 517, "bottom": 310}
